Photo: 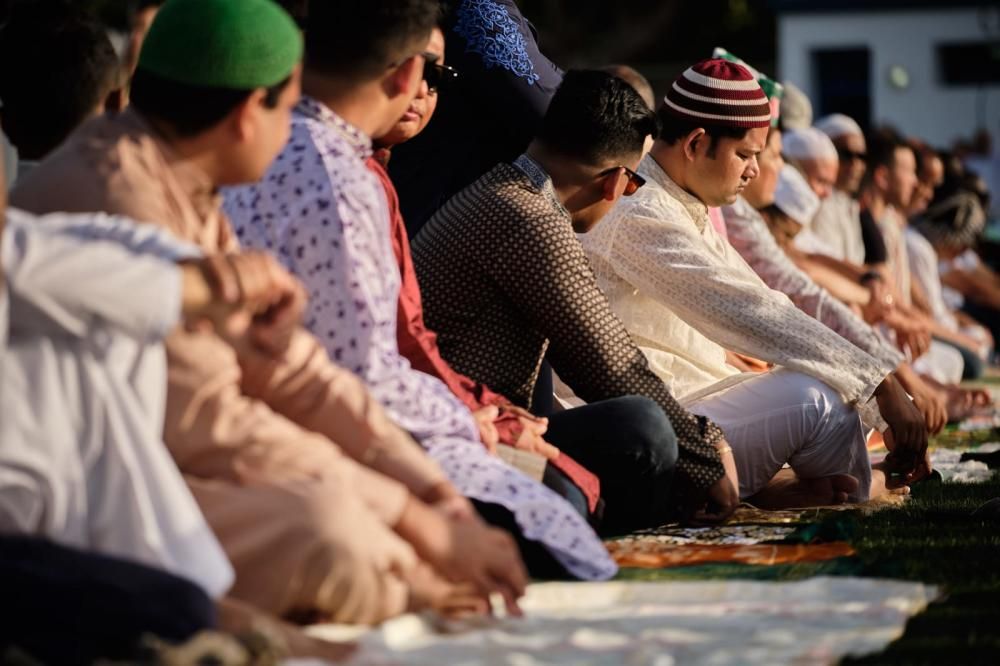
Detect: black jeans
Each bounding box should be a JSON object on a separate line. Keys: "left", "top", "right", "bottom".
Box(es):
{"left": 544, "top": 396, "right": 679, "bottom": 537}
{"left": 0, "top": 537, "right": 215, "bottom": 665}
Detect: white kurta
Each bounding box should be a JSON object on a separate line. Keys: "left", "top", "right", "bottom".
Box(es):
{"left": 579, "top": 158, "right": 876, "bottom": 500}
{"left": 876, "top": 210, "right": 963, "bottom": 383}
{"left": 806, "top": 190, "right": 866, "bottom": 265}
{"left": 722, "top": 196, "right": 903, "bottom": 372}
{"left": 580, "top": 154, "right": 887, "bottom": 409}
{"left": 0, "top": 209, "right": 233, "bottom": 598}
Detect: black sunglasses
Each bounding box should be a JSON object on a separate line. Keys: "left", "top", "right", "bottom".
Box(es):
{"left": 424, "top": 60, "right": 458, "bottom": 93}
{"left": 600, "top": 165, "right": 646, "bottom": 195}
{"left": 836, "top": 147, "right": 867, "bottom": 162}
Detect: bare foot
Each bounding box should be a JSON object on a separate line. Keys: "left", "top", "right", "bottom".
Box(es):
{"left": 406, "top": 563, "right": 491, "bottom": 620}
{"left": 943, "top": 386, "right": 993, "bottom": 421}
{"left": 748, "top": 468, "right": 860, "bottom": 509}
{"left": 870, "top": 461, "right": 911, "bottom": 500}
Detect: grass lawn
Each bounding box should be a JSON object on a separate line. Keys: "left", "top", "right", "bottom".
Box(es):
{"left": 613, "top": 472, "right": 1000, "bottom": 663}
{"left": 840, "top": 474, "right": 1000, "bottom": 665}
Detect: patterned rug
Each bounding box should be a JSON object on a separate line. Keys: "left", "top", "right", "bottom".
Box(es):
{"left": 606, "top": 542, "right": 856, "bottom": 569}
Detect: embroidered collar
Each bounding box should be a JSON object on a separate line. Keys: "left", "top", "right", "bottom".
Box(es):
{"left": 638, "top": 153, "right": 711, "bottom": 232}
{"left": 512, "top": 153, "right": 569, "bottom": 217}
{"left": 295, "top": 96, "right": 372, "bottom": 159}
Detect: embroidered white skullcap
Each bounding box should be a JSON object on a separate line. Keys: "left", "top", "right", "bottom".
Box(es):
{"left": 774, "top": 163, "right": 821, "bottom": 226}
{"left": 816, "top": 113, "right": 864, "bottom": 140}
{"left": 779, "top": 81, "right": 812, "bottom": 130}
{"left": 783, "top": 127, "right": 838, "bottom": 162}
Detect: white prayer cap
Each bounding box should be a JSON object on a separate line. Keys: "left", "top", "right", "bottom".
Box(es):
{"left": 783, "top": 127, "right": 839, "bottom": 162}
{"left": 816, "top": 113, "right": 864, "bottom": 140}
{"left": 774, "top": 163, "right": 821, "bottom": 226}
{"left": 779, "top": 81, "right": 812, "bottom": 130}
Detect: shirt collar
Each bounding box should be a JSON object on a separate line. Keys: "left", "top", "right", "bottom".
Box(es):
{"left": 638, "top": 153, "right": 711, "bottom": 232}
{"left": 512, "top": 153, "right": 569, "bottom": 217}
{"left": 295, "top": 96, "right": 372, "bottom": 159}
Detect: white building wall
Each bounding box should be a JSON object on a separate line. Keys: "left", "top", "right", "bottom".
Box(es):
{"left": 777, "top": 8, "right": 1000, "bottom": 146}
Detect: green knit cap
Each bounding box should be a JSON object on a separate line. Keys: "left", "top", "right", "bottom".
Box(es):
{"left": 138, "top": 0, "right": 302, "bottom": 90}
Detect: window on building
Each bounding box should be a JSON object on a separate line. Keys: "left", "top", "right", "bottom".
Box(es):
{"left": 938, "top": 41, "right": 1000, "bottom": 85}
{"left": 813, "top": 47, "right": 871, "bottom": 130}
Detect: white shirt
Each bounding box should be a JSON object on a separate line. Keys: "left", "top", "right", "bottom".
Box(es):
{"left": 579, "top": 153, "right": 887, "bottom": 411}
{"left": 0, "top": 209, "right": 233, "bottom": 598}
{"left": 905, "top": 228, "right": 957, "bottom": 330}
{"left": 807, "top": 190, "right": 866, "bottom": 265}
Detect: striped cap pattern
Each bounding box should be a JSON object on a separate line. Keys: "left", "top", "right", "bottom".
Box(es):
{"left": 664, "top": 59, "right": 772, "bottom": 129}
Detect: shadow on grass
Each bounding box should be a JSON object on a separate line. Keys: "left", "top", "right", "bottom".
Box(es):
{"left": 614, "top": 474, "right": 1000, "bottom": 664}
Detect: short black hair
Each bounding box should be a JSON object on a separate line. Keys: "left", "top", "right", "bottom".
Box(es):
{"left": 304, "top": 0, "right": 440, "bottom": 80}
{"left": 536, "top": 70, "right": 659, "bottom": 166}
{"left": 865, "top": 126, "right": 910, "bottom": 173}
{"left": 0, "top": 3, "right": 121, "bottom": 160}
{"left": 656, "top": 106, "right": 750, "bottom": 158}
{"left": 130, "top": 69, "right": 291, "bottom": 138}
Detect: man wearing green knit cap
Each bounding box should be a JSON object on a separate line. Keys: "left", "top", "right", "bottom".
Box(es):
{"left": 14, "top": 0, "right": 527, "bottom": 639}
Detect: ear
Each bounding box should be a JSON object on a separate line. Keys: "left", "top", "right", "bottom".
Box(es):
{"left": 873, "top": 164, "right": 890, "bottom": 191}
{"left": 232, "top": 88, "right": 268, "bottom": 141}
{"left": 683, "top": 128, "right": 707, "bottom": 161}
{"left": 386, "top": 54, "right": 421, "bottom": 98}
{"left": 601, "top": 168, "right": 626, "bottom": 202}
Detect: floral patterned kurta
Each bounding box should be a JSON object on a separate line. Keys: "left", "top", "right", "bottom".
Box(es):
{"left": 224, "top": 97, "right": 614, "bottom": 580}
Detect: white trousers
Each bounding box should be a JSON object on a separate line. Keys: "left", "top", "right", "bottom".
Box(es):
{"left": 686, "top": 369, "right": 871, "bottom": 502}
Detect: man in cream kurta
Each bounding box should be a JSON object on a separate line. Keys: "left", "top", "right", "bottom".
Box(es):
{"left": 579, "top": 59, "right": 929, "bottom": 505}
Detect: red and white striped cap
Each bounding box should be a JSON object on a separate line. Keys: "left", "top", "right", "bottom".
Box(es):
{"left": 664, "top": 58, "right": 772, "bottom": 129}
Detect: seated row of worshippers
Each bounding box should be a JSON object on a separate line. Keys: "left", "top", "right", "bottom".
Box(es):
{"left": 0, "top": 0, "right": 995, "bottom": 661}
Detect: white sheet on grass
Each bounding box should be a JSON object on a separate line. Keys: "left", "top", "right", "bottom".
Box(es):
{"left": 299, "top": 577, "right": 937, "bottom": 665}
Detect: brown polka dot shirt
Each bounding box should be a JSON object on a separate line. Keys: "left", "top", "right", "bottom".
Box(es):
{"left": 412, "top": 155, "right": 725, "bottom": 490}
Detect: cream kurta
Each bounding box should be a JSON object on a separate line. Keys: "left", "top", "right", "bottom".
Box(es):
{"left": 580, "top": 153, "right": 887, "bottom": 410}
{"left": 809, "top": 189, "right": 866, "bottom": 265}
{"left": 11, "top": 110, "right": 444, "bottom": 624}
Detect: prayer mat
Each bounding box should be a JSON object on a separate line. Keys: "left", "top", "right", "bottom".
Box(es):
{"left": 606, "top": 541, "right": 856, "bottom": 569}
{"left": 929, "top": 444, "right": 1000, "bottom": 483}
{"left": 610, "top": 524, "right": 797, "bottom": 547}
{"left": 303, "top": 578, "right": 937, "bottom": 665}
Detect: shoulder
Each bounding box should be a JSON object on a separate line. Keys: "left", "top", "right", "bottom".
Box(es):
{"left": 12, "top": 115, "right": 168, "bottom": 220}
{"left": 451, "top": 0, "right": 541, "bottom": 84}
{"left": 605, "top": 185, "right": 693, "bottom": 238}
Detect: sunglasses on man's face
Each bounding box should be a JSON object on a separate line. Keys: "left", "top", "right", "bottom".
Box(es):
{"left": 837, "top": 147, "right": 867, "bottom": 162}
{"left": 600, "top": 165, "right": 646, "bottom": 196}
{"left": 423, "top": 59, "right": 458, "bottom": 93}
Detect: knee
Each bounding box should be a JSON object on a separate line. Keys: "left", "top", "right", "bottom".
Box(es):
{"left": 798, "top": 375, "right": 849, "bottom": 417}
{"left": 612, "top": 396, "right": 678, "bottom": 471}
{"left": 287, "top": 490, "right": 411, "bottom": 625}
